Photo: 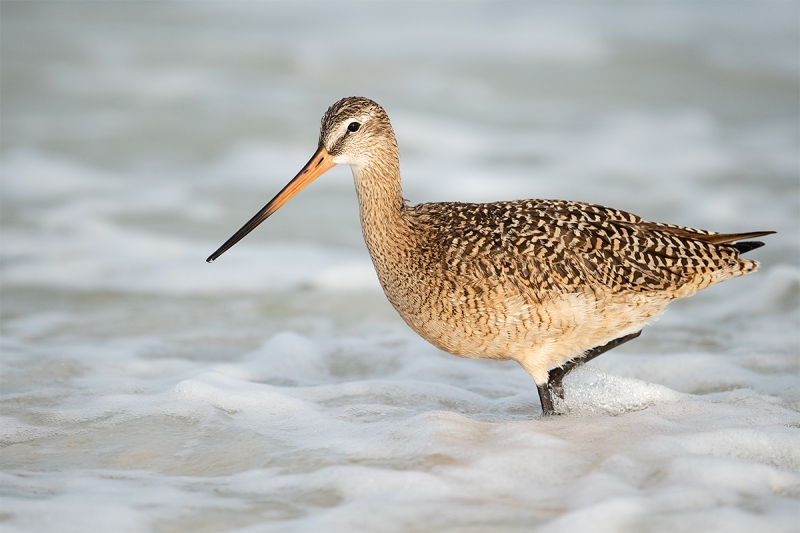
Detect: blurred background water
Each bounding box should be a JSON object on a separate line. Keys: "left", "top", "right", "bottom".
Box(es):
{"left": 1, "top": 2, "right": 799, "bottom": 532}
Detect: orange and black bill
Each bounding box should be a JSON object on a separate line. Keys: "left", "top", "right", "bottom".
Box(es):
{"left": 206, "top": 146, "right": 336, "bottom": 262}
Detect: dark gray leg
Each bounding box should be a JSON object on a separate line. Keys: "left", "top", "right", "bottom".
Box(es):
{"left": 539, "top": 330, "right": 642, "bottom": 416}
{"left": 537, "top": 383, "right": 556, "bottom": 415}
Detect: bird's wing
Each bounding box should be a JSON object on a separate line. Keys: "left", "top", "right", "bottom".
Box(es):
{"left": 412, "top": 199, "right": 757, "bottom": 300}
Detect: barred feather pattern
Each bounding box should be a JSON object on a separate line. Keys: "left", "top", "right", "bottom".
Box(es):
{"left": 411, "top": 199, "right": 757, "bottom": 298}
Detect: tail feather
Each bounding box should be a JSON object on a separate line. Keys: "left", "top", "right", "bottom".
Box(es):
{"left": 699, "top": 230, "right": 775, "bottom": 245}
{"left": 732, "top": 241, "right": 766, "bottom": 254}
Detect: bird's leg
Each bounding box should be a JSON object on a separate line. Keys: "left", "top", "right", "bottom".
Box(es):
{"left": 537, "top": 383, "right": 556, "bottom": 416}
{"left": 539, "top": 330, "right": 642, "bottom": 415}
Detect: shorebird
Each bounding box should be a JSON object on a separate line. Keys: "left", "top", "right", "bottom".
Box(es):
{"left": 208, "top": 97, "right": 773, "bottom": 415}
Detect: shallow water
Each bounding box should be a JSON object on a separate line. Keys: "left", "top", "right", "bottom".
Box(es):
{"left": 1, "top": 2, "right": 799, "bottom": 532}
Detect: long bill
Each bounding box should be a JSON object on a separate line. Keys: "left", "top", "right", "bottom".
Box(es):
{"left": 206, "top": 145, "right": 337, "bottom": 262}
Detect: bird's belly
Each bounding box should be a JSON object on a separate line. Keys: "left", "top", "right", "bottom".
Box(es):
{"left": 414, "top": 292, "right": 592, "bottom": 359}
{"left": 385, "top": 282, "right": 668, "bottom": 372}
{"left": 384, "top": 280, "right": 574, "bottom": 356}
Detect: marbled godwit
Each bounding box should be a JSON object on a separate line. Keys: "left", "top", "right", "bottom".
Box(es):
{"left": 208, "top": 97, "right": 774, "bottom": 415}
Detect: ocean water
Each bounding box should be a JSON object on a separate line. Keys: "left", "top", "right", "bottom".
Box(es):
{"left": 1, "top": 2, "right": 799, "bottom": 532}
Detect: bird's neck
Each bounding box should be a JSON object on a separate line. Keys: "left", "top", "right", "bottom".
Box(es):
{"left": 350, "top": 149, "right": 423, "bottom": 315}
{"left": 350, "top": 156, "right": 412, "bottom": 261}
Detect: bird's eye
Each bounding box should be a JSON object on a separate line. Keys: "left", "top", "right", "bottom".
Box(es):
{"left": 347, "top": 122, "right": 360, "bottom": 132}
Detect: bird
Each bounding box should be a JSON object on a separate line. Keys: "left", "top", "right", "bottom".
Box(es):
{"left": 207, "top": 97, "right": 774, "bottom": 415}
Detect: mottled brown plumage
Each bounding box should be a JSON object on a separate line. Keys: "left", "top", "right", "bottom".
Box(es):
{"left": 208, "top": 96, "right": 774, "bottom": 415}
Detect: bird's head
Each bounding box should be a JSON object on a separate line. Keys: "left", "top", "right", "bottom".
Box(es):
{"left": 206, "top": 96, "right": 396, "bottom": 262}
{"left": 319, "top": 97, "right": 397, "bottom": 171}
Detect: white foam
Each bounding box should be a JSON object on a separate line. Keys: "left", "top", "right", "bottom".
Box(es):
{"left": 561, "top": 366, "right": 684, "bottom": 415}
{"left": 679, "top": 428, "right": 800, "bottom": 471}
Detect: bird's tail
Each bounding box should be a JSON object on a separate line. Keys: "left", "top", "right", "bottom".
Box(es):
{"left": 695, "top": 230, "right": 775, "bottom": 255}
